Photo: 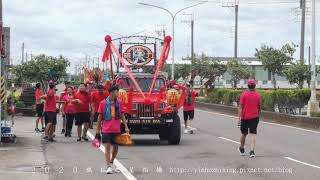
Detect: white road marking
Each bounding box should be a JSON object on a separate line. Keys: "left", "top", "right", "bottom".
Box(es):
{"left": 218, "top": 137, "right": 240, "bottom": 144}
{"left": 197, "top": 109, "right": 320, "bottom": 134}
{"left": 219, "top": 136, "right": 320, "bottom": 170}
{"left": 86, "top": 131, "right": 138, "bottom": 180}
{"left": 285, "top": 157, "right": 320, "bottom": 169}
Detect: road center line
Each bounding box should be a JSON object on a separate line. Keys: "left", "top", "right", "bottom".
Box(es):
{"left": 285, "top": 157, "right": 320, "bottom": 169}
{"left": 86, "top": 131, "right": 138, "bottom": 180}
{"left": 196, "top": 109, "right": 320, "bottom": 134}
{"left": 218, "top": 137, "right": 240, "bottom": 144}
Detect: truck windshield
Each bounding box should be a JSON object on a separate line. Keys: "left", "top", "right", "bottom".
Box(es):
{"left": 119, "top": 78, "right": 165, "bottom": 92}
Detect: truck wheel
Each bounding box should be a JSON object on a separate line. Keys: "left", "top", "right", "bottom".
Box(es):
{"left": 168, "top": 115, "right": 181, "bottom": 145}
{"left": 159, "top": 133, "right": 167, "bottom": 141}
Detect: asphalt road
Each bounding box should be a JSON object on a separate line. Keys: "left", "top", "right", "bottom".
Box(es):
{"left": 42, "top": 108, "right": 320, "bottom": 180}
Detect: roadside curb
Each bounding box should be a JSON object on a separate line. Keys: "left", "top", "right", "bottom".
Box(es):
{"left": 196, "top": 102, "right": 320, "bottom": 131}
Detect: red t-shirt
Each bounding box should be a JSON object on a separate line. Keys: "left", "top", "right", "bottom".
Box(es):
{"left": 91, "top": 91, "right": 109, "bottom": 112}
{"left": 240, "top": 90, "right": 261, "bottom": 120}
{"left": 98, "top": 100, "right": 124, "bottom": 133}
{"left": 73, "top": 91, "right": 91, "bottom": 113}
{"left": 62, "top": 95, "right": 76, "bottom": 114}
{"left": 35, "top": 89, "right": 43, "bottom": 104}
{"left": 183, "top": 91, "right": 198, "bottom": 111}
{"left": 60, "top": 90, "right": 67, "bottom": 101}
{"left": 44, "top": 89, "right": 57, "bottom": 112}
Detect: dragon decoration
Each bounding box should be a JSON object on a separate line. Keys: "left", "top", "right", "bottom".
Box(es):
{"left": 83, "top": 67, "right": 105, "bottom": 85}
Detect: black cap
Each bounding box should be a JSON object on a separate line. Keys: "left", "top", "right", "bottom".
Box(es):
{"left": 108, "top": 85, "right": 119, "bottom": 93}
{"left": 97, "top": 85, "right": 104, "bottom": 90}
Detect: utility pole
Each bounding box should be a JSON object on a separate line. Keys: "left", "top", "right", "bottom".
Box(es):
{"left": 85, "top": 55, "right": 88, "bottom": 69}
{"left": 97, "top": 56, "right": 100, "bottom": 69}
{"left": 92, "top": 57, "right": 95, "bottom": 69}
{"left": 222, "top": 2, "right": 239, "bottom": 58}
{"left": 307, "top": 0, "right": 317, "bottom": 116}
{"left": 182, "top": 13, "right": 194, "bottom": 61}
{"left": 308, "top": 46, "right": 311, "bottom": 88}
{"left": 300, "top": 0, "right": 306, "bottom": 64}
{"left": 21, "top": 42, "right": 24, "bottom": 64}
{"left": 235, "top": 4, "right": 238, "bottom": 58}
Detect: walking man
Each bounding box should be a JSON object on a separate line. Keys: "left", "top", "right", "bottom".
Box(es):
{"left": 43, "top": 80, "right": 57, "bottom": 142}
{"left": 73, "top": 83, "right": 92, "bottom": 142}
{"left": 95, "top": 85, "right": 130, "bottom": 174}
{"left": 91, "top": 85, "right": 109, "bottom": 129}
{"left": 34, "top": 83, "right": 44, "bottom": 132}
{"left": 183, "top": 84, "right": 198, "bottom": 134}
{"left": 238, "top": 79, "right": 261, "bottom": 158}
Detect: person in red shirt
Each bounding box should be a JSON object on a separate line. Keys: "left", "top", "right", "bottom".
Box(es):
{"left": 91, "top": 85, "right": 109, "bottom": 129}
{"left": 42, "top": 80, "right": 57, "bottom": 142}
{"left": 73, "top": 83, "right": 92, "bottom": 142}
{"left": 183, "top": 84, "right": 198, "bottom": 134}
{"left": 61, "top": 86, "right": 76, "bottom": 137}
{"left": 238, "top": 79, "right": 261, "bottom": 158}
{"left": 59, "top": 81, "right": 72, "bottom": 135}
{"left": 34, "top": 83, "right": 45, "bottom": 132}
{"left": 95, "top": 85, "right": 129, "bottom": 174}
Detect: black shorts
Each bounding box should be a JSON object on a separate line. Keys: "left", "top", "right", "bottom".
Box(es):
{"left": 93, "top": 112, "right": 99, "bottom": 122}
{"left": 75, "top": 112, "right": 91, "bottom": 126}
{"left": 240, "top": 117, "right": 259, "bottom": 135}
{"left": 44, "top": 112, "right": 57, "bottom": 125}
{"left": 102, "top": 133, "right": 120, "bottom": 145}
{"left": 36, "top": 104, "right": 44, "bottom": 117}
{"left": 66, "top": 114, "right": 75, "bottom": 121}
{"left": 183, "top": 110, "right": 194, "bottom": 121}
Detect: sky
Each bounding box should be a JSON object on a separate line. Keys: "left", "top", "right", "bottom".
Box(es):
{"left": 3, "top": 0, "right": 320, "bottom": 74}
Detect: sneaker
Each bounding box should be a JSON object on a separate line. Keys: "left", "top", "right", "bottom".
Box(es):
{"left": 77, "top": 138, "right": 81, "bottom": 142}
{"left": 52, "top": 134, "right": 56, "bottom": 138}
{"left": 35, "top": 128, "right": 40, "bottom": 132}
{"left": 82, "top": 136, "right": 89, "bottom": 141}
{"left": 106, "top": 166, "right": 113, "bottom": 174}
{"left": 41, "top": 128, "right": 45, "bottom": 132}
{"left": 249, "top": 150, "right": 255, "bottom": 158}
{"left": 61, "top": 129, "right": 65, "bottom": 134}
{"left": 48, "top": 138, "right": 56, "bottom": 142}
{"left": 238, "top": 147, "right": 245, "bottom": 156}
{"left": 184, "top": 129, "right": 188, "bottom": 134}
{"left": 110, "top": 163, "right": 120, "bottom": 173}
{"left": 43, "top": 136, "right": 48, "bottom": 140}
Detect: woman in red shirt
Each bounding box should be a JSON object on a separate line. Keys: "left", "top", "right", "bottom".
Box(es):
{"left": 61, "top": 87, "right": 76, "bottom": 137}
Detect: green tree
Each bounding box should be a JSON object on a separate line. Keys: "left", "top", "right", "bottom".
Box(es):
{"left": 176, "top": 64, "right": 191, "bottom": 84}
{"left": 283, "top": 63, "right": 311, "bottom": 89}
{"left": 189, "top": 53, "right": 207, "bottom": 87}
{"left": 12, "top": 54, "right": 70, "bottom": 88}
{"left": 226, "top": 59, "right": 251, "bottom": 88}
{"left": 204, "top": 62, "right": 227, "bottom": 95}
{"left": 255, "top": 44, "right": 295, "bottom": 89}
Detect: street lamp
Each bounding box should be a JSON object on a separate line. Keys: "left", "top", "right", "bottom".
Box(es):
{"left": 139, "top": 1, "right": 207, "bottom": 80}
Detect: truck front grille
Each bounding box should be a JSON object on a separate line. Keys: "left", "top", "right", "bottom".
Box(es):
{"left": 137, "top": 103, "right": 155, "bottom": 117}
